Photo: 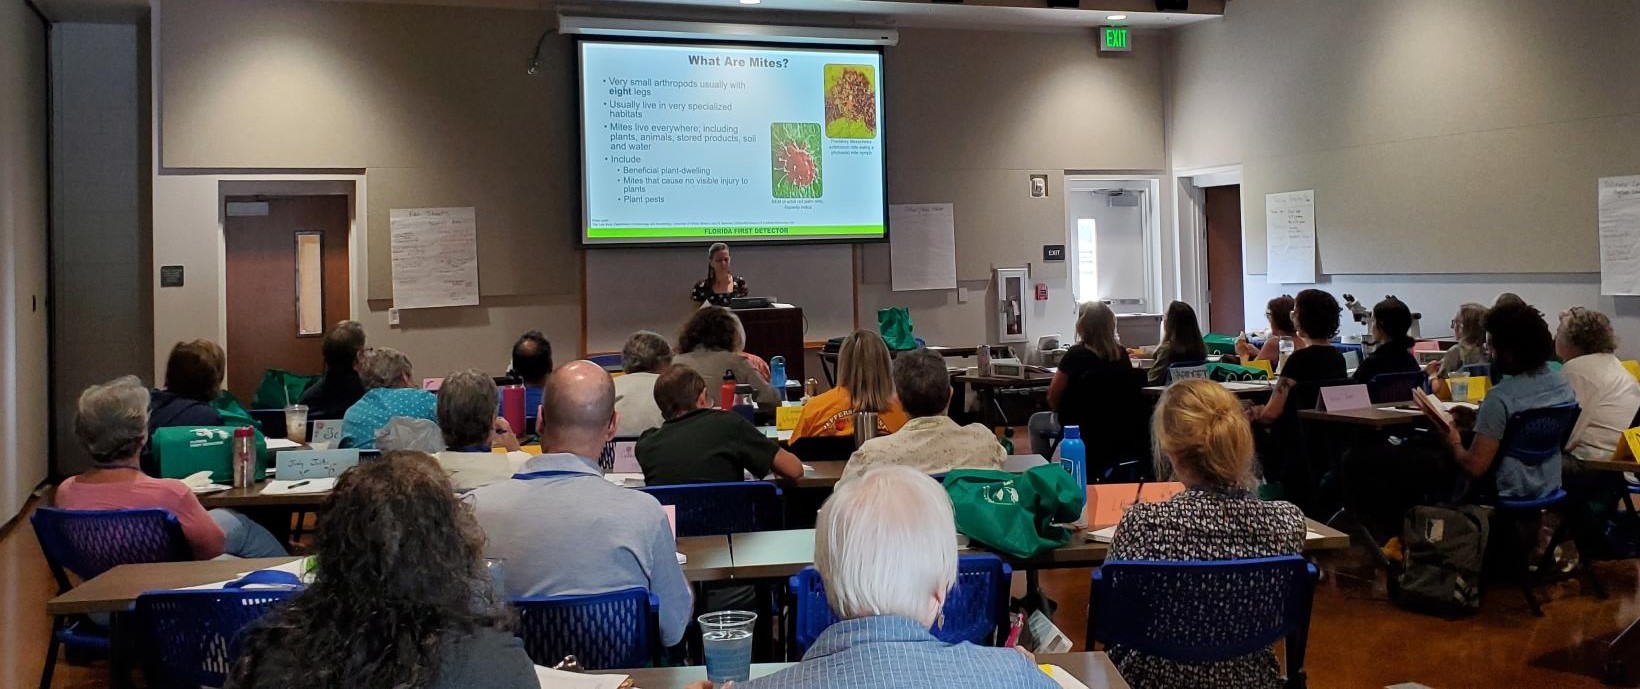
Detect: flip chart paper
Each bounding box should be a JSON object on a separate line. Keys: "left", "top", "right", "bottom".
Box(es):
{"left": 1266, "top": 190, "right": 1317, "bottom": 284}
{"left": 889, "top": 203, "right": 958, "bottom": 292}
{"left": 1599, "top": 176, "right": 1640, "bottom": 295}
{"left": 390, "top": 207, "right": 480, "bottom": 308}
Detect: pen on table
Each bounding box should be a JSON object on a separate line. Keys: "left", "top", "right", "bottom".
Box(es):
{"left": 287, "top": 480, "right": 310, "bottom": 489}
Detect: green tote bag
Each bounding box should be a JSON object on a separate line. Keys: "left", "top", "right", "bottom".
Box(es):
{"left": 942, "top": 466, "right": 1084, "bottom": 559}
{"left": 876, "top": 307, "right": 918, "bottom": 351}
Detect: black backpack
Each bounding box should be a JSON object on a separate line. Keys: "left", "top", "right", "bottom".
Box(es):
{"left": 1395, "top": 504, "right": 1492, "bottom": 616}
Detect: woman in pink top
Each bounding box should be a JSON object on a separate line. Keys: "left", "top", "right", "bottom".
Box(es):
{"left": 54, "top": 376, "right": 286, "bottom": 559}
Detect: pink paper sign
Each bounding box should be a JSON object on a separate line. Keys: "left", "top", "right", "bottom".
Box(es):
{"left": 1320, "top": 384, "right": 1372, "bottom": 411}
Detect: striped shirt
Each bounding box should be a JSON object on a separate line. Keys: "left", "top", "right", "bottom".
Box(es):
{"left": 738, "top": 615, "right": 1057, "bottom": 689}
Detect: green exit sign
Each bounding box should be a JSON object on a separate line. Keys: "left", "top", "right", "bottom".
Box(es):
{"left": 1100, "top": 26, "right": 1132, "bottom": 52}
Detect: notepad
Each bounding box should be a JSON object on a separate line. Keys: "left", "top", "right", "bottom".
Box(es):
{"left": 264, "top": 438, "right": 302, "bottom": 450}
{"left": 534, "top": 665, "right": 627, "bottom": 689}
{"left": 1039, "top": 664, "right": 1091, "bottom": 689}
{"left": 260, "top": 478, "right": 336, "bottom": 495}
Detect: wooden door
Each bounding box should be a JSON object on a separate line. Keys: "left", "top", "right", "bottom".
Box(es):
{"left": 1203, "top": 185, "right": 1245, "bottom": 335}
{"left": 224, "top": 196, "right": 350, "bottom": 406}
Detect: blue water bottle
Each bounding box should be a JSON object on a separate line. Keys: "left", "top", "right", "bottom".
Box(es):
{"left": 1059, "top": 425, "right": 1088, "bottom": 490}
{"left": 770, "top": 356, "right": 788, "bottom": 395}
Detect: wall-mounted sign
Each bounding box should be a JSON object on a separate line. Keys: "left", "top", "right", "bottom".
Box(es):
{"left": 1043, "top": 245, "right": 1066, "bottom": 262}
{"left": 160, "top": 265, "right": 184, "bottom": 288}
{"left": 1100, "top": 26, "right": 1132, "bottom": 53}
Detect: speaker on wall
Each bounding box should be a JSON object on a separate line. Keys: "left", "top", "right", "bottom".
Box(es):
{"left": 1155, "top": 0, "right": 1189, "bottom": 9}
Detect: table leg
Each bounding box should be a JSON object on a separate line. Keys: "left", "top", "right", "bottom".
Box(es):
{"left": 110, "top": 612, "right": 134, "bottom": 689}
{"left": 1609, "top": 615, "right": 1640, "bottom": 685}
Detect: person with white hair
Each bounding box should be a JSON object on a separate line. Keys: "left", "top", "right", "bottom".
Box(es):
{"left": 339, "top": 347, "right": 437, "bottom": 450}
{"left": 701, "top": 466, "right": 1055, "bottom": 689}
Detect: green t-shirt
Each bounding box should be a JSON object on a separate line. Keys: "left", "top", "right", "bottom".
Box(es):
{"left": 635, "top": 409, "right": 779, "bottom": 486}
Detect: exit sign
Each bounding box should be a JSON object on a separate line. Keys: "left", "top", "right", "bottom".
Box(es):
{"left": 1100, "top": 26, "right": 1131, "bottom": 52}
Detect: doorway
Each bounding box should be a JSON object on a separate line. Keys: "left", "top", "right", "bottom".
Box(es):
{"left": 1063, "top": 178, "right": 1161, "bottom": 315}
{"left": 1203, "top": 185, "right": 1245, "bottom": 334}
{"left": 223, "top": 195, "right": 350, "bottom": 406}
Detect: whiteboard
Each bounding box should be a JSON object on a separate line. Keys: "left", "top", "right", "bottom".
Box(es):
{"left": 1600, "top": 175, "right": 1640, "bottom": 296}
{"left": 1266, "top": 190, "right": 1316, "bottom": 284}
{"left": 389, "top": 207, "right": 480, "bottom": 308}
{"left": 889, "top": 203, "right": 957, "bottom": 291}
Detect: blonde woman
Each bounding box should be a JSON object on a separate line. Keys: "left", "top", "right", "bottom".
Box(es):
{"left": 1108, "top": 378, "right": 1305, "bottom": 689}
{"left": 789, "top": 330, "right": 907, "bottom": 441}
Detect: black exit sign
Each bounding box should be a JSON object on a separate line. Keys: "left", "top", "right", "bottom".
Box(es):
{"left": 1043, "top": 245, "right": 1066, "bottom": 262}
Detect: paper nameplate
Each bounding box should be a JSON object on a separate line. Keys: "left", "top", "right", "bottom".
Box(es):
{"left": 1612, "top": 427, "right": 1640, "bottom": 463}
{"left": 422, "top": 377, "right": 444, "bottom": 391}
{"left": 776, "top": 405, "right": 803, "bottom": 431}
{"left": 663, "top": 504, "right": 677, "bottom": 537}
{"left": 1624, "top": 360, "right": 1640, "bottom": 382}
{"left": 611, "top": 441, "right": 641, "bottom": 474}
{"left": 1342, "top": 350, "right": 1362, "bottom": 371}
{"left": 309, "top": 419, "right": 343, "bottom": 447}
{"left": 1319, "top": 384, "right": 1372, "bottom": 412}
{"left": 275, "top": 449, "right": 363, "bottom": 480}
{"left": 1244, "top": 359, "right": 1273, "bottom": 376}
{"left": 1084, "top": 482, "right": 1184, "bottom": 529}
{"left": 1465, "top": 375, "right": 1488, "bottom": 402}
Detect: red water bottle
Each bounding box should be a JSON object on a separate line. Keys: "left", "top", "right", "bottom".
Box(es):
{"left": 719, "top": 369, "right": 736, "bottom": 410}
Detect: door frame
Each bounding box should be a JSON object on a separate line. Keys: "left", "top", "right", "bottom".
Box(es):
{"left": 212, "top": 177, "right": 364, "bottom": 385}
{"left": 1061, "top": 175, "right": 1164, "bottom": 314}
{"left": 1172, "top": 164, "right": 1243, "bottom": 329}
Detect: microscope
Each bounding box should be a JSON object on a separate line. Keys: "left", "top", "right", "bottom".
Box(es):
{"left": 1343, "top": 294, "right": 1422, "bottom": 353}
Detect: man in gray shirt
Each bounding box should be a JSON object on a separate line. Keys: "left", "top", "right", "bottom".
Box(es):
{"left": 470, "top": 360, "right": 693, "bottom": 647}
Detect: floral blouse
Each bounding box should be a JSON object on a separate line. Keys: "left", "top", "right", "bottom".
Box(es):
{"left": 691, "top": 276, "right": 748, "bottom": 307}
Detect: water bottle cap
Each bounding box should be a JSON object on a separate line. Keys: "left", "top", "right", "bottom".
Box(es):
{"left": 722, "top": 369, "right": 736, "bottom": 381}
{"left": 1063, "top": 425, "right": 1081, "bottom": 440}
{"left": 234, "top": 426, "right": 254, "bottom": 438}
{"left": 735, "top": 384, "right": 753, "bottom": 393}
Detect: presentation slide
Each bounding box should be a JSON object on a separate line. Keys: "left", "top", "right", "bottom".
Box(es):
{"left": 579, "top": 40, "right": 886, "bottom": 246}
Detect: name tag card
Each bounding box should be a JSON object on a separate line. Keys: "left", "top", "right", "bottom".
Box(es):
{"left": 275, "top": 449, "right": 364, "bottom": 480}
{"left": 309, "top": 420, "right": 343, "bottom": 447}
{"left": 1085, "top": 482, "right": 1185, "bottom": 528}
{"left": 612, "top": 441, "right": 641, "bottom": 474}
{"left": 1612, "top": 427, "right": 1640, "bottom": 463}
{"left": 1319, "top": 384, "right": 1372, "bottom": 412}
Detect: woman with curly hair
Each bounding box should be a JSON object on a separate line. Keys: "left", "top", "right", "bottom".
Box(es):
{"left": 228, "top": 451, "right": 535, "bottom": 689}
{"left": 672, "top": 306, "right": 779, "bottom": 408}
{"left": 1555, "top": 306, "right": 1640, "bottom": 461}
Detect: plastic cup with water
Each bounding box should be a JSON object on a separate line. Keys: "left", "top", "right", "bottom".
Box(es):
{"left": 284, "top": 404, "right": 309, "bottom": 443}
{"left": 699, "top": 610, "right": 756, "bottom": 683}
{"left": 1449, "top": 374, "right": 1470, "bottom": 403}
{"left": 483, "top": 557, "right": 507, "bottom": 597}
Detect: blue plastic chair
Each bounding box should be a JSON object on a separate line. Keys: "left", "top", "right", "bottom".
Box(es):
{"left": 640, "top": 482, "right": 783, "bottom": 537}
{"left": 1089, "top": 555, "right": 1319, "bottom": 689}
{"left": 1365, "top": 370, "right": 1424, "bottom": 404}
{"left": 787, "top": 554, "right": 1011, "bottom": 656}
{"left": 32, "top": 507, "right": 193, "bottom": 689}
{"left": 587, "top": 353, "right": 624, "bottom": 371}
{"left": 513, "top": 588, "right": 660, "bottom": 670}
{"left": 134, "top": 574, "right": 302, "bottom": 688}
{"left": 1493, "top": 403, "right": 1605, "bottom": 615}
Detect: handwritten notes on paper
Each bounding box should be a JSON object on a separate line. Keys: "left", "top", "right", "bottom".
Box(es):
{"left": 1599, "top": 176, "right": 1640, "bottom": 296}
{"left": 890, "top": 203, "right": 958, "bottom": 292}
{"left": 1266, "top": 190, "right": 1317, "bottom": 284}
{"left": 390, "top": 207, "right": 480, "bottom": 309}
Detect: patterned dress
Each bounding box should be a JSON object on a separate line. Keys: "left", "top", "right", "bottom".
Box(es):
{"left": 691, "top": 276, "right": 748, "bottom": 307}
{"left": 1106, "top": 486, "right": 1307, "bottom": 689}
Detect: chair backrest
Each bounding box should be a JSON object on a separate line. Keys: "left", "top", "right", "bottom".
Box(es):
{"left": 788, "top": 554, "right": 1011, "bottom": 655}
{"left": 135, "top": 587, "right": 300, "bottom": 688}
{"left": 1498, "top": 403, "right": 1582, "bottom": 467}
{"left": 639, "top": 482, "right": 783, "bottom": 537}
{"left": 1366, "top": 370, "right": 1425, "bottom": 404}
{"left": 784, "top": 436, "right": 858, "bottom": 462}
{"left": 31, "top": 507, "right": 193, "bottom": 593}
{"left": 1091, "top": 555, "right": 1318, "bottom": 675}
{"left": 513, "top": 588, "right": 658, "bottom": 670}
{"left": 586, "top": 353, "right": 624, "bottom": 371}
{"left": 1167, "top": 364, "right": 1211, "bottom": 383}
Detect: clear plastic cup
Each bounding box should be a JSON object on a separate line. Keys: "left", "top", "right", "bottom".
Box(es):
{"left": 284, "top": 404, "right": 309, "bottom": 443}
{"left": 699, "top": 610, "right": 756, "bottom": 683}
{"left": 1449, "top": 374, "right": 1470, "bottom": 403}
{"left": 483, "top": 557, "right": 507, "bottom": 596}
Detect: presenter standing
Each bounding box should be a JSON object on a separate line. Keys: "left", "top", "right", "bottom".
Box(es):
{"left": 690, "top": 242, "right": 749, "bottom": 308}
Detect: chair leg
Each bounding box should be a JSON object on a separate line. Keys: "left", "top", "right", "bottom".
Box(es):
{"left": 39, "top": 617, "right": 62, "bottom": 689}
{"left": 1520, "top": 512, "right": 1547, "bottom": 617}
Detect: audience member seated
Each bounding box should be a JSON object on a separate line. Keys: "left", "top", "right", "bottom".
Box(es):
{"left": 846, "top": 348, "right": 1003, "bottom": 480}
{"left": 1029, "top": 301, "right": 1147, "bottom": 468}
{"left": 470, "top": 361, "right": 692, "bottom": 648}
{"left": 1234, "top": 294, "right": 1295, "bottom": 364}
{"left": 434, "top": 369, "right": 531, "bottom": 492}
{"left": 295, "top": 320, "right": 367, "bottom": 420}
{"left": 144, "top": 340, "right": 226, "bottom": 474}
{"left": 790, "top": 330, "right": 908, "bottom": 441}
{"left": 1108, "top": 379, "right": 1305, "bottom": 689}
{"left": 1429, "top": 303, "right": 1490, "bottom": 399}
{"left": 673, "top": 306, "right": 779, "bottom": 409}
{"left": 703, "top": 466, "right": 1055, "bottom": 689}
{"left": 1251, "top": 289, "right": 1347, "bottom": 427}
{"left": 1148, "top": 301, "right": 1209, "bottom": 385}
{"left": 636, "top": 364, "right": 803, "bottom": 485}
{"left": 1352, "top": 296, "right": 1419, "bottom": 383}
{"left": 1440, "top": 301, "right": 1574, "bottom": 502}
{"left": 340, "top": 347, "right": 437, "bottom": 450}
{"left": 1555, "top": 307, "right": 1640, "bottom": 462}
{"left": 228, "top": 451, "right": 535, "bottom": 689}
{"left": 56, "top": 376, "right": 286, "bottom": 559}
{"left": 508, "top": 330, "right": 553, "bottom": 418}
{"left": 613, "top": 330, "right": 672, "bottom": 436}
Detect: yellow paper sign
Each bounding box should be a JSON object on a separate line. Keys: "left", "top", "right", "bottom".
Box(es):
{"left": 1623, "top": 360, "right": 1640, "bottom": 382}
{"left": 1466, "top": 375, "right": 1488, "bottom": 402}
{"left": 776, "top": 405, "right": 804, "bottom": 431}
{"left": 1613, "top": 427, "right": 1640, "bottom": 463}
{"left": 1245, "top": 359, "right": 1273, "bottom": 377}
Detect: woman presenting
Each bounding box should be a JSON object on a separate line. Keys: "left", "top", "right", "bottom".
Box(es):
{"left": 690, "top": 242, "right": 749, "bottom": 308}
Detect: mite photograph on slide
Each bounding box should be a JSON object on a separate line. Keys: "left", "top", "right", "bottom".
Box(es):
{"left": 578, "top": 39, "right": 887, "bottom": 247}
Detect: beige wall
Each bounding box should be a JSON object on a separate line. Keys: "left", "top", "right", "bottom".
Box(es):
{"left": 153, "top": 0, "right": 1170, "bottom": 375}
{"left": 1168, "top": 0, "right": 1640, "bottom": 275}
{"left": 1, "top": 0, "right": 51, "bottom": 518}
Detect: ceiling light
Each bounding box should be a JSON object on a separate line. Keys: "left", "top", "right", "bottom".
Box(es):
{"left": 1107, "top": 14, "right": 1127, "bottom": 20}
{"left": 739, "top": 0, "right": 761, "bottom": 4}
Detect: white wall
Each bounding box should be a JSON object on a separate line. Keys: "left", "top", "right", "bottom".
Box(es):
{"left": 1168, "top": 0, "right": 1640, "bottom": 354}
{"left": 1, "top": 0, "right": 51, "bottom": 518}
{"left": 53, "top": 23, "right": 148, "bottom": 476}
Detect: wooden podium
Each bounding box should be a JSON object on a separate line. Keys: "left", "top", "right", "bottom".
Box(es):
{"left": 734, "top": 306, "right": 805, "bottom": 383}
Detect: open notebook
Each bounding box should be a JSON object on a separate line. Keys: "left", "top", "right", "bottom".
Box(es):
{"left": 535, "top": 666, "right": 627, "bottom": 689}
